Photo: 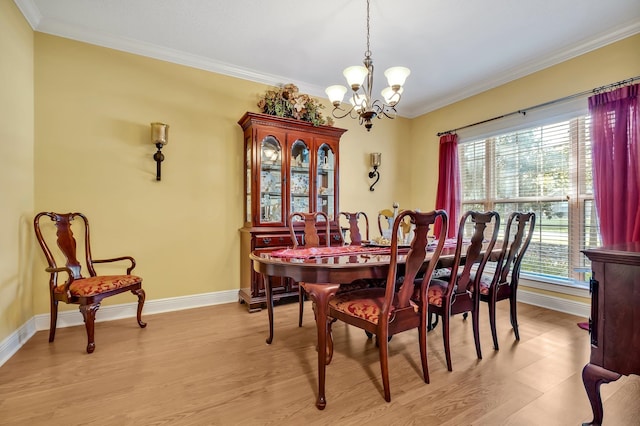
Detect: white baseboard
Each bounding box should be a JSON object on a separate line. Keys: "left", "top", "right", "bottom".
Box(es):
{"left": 0, "top": 289, "right": 239, "bottom": 367}
{"left": 0, "top": 287, "right": 589, "bottom": 367}
{"left": 32, "top": 289, "right": 239, "bottom": 330}
{"left": 0, "top": 317, "right": 36, "bottom": 367}
{"left": 518, "top": 289, "right": 590, "bottom": 318}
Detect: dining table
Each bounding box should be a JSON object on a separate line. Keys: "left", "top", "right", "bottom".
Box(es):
{"left": 250, "top": 242, "right": 472, "bottom": 410}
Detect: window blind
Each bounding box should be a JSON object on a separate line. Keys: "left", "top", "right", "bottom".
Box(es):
{"left": 458, "top": 115, "right": 600, "bottom": 284}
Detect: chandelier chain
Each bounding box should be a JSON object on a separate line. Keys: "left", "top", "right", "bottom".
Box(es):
{"left": 365, "top": 0, "right": 371, "bottom": 57}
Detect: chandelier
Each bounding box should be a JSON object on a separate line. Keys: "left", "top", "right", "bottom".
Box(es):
{"left": 325, "top": 0, "right": 410, "bottom": 131}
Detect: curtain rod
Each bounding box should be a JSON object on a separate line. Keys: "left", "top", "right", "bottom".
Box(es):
{"left": 436, "top": 75, "right": 640, "bottom": 137}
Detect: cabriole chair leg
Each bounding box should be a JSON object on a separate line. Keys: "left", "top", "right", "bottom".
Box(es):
{"left": 132, "top": 288, "right": 147, "bottom": 328}
{"left": 80, "top": 303, "right": 100, "bottom": 354}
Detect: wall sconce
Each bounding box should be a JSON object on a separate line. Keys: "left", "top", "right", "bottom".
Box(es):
{"left": 151, "top": 122, "right": 169, "bottom": 181}
{"left": 368, "top": 152, "right": 381, "bottom": 191}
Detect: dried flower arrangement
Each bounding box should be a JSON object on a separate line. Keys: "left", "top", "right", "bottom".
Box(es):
{"left": 257, "top": 84, "right": 333, "bottom": 127}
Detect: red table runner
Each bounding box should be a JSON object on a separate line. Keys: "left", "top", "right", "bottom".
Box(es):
{"left": 269, "top": 239, "right": 464, "bottom": 259}
{"left": 270, "top": 245, "right": 391, "bottom": 259}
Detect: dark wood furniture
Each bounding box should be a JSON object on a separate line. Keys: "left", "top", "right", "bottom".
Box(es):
{"left": 477, "top": 211, "right": 535, "bottom": 350}
{"left": 425, "top": 210, "right": 500, "bottom": 371}
{"left": 581, "top": 243, "right": 640, "bottom": 426}
{"left": 33, "top": 212, "right": 146, "bottom": 353}
{"left": 288, "top": 211, "right": 333, "bottom": 327}
{"left": 250, "top": 236, "right": 495, "bottom": 409}
{"left": 238, "top": 112, "right": 347, "bottom": 312}
{"left": 327, "top": 210, "right": 448, "bottom": 402}
{"left": 339, "top": 211, "right": 370, "bottom": 246}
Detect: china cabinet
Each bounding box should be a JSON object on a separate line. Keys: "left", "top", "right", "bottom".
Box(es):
{"left": 238, "top": 112, "right": 347, "bottom": 311}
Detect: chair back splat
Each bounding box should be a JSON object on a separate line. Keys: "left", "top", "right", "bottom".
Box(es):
{"left": 327, "top": 209, "right": 448, "bottom": 402}
{"left": 425, "top": 210, "right": 500, "bottom": 371}
{"left": 339, "top": 211, "right": 369, "bottom": 246}
{"left": 289, "top": 211, "right": 332, "bottom": 248}
{"left": 33, "top": 212, "right": 146, "bottom": 353}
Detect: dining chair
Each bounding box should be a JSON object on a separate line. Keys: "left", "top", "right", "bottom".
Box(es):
{"left": 327, "top": 209, "right": 448, "bottom": 402}
{"left": 289, "top": 211, "right": 334, "bottom": 327}
{"left": 339, "top": 211, "right": 369, "bottom": 245}
{"left": 33, "top": 212, "right": 146, "bottom": 353}
{"left": 377, "top": 208, "right": 395, "bottom": 237}
{"left": 424, "top": 210, "right": 500, "bottom": 371}
{"left": 475, "top": 211, "right": 536, "bottom": 350}
{"left": 338, "top": 210, "right": 388, "bottom": 303}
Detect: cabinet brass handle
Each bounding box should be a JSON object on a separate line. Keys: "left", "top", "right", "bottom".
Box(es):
{"left": 263, "top": 238, "right": 271, "bottom": 244}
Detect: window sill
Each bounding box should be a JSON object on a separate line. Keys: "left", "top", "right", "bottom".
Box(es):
{"left": 519, "top": 273, "right": 590, "bottom": 298}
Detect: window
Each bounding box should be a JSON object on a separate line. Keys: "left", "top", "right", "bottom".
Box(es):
{"left": 459, "top": 115, "right": 600, "bottom": 286}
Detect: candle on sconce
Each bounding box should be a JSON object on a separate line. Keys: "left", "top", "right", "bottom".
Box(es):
{"left": 370, "top": 152, "right": 381, "bottom": 167}
{"left": 151, "top": 122, "right": 169, "bottom": 146}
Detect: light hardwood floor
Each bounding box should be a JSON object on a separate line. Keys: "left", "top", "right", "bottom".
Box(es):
{"left": 1, "top": 300, "right": 639, "bottom": 425}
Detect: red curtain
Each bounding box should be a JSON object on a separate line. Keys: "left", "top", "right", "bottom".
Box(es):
{"left": 589, "top": 83, "right": 640, "bottom": 245}
{"left": 434, "top": 133, "right": 461, "bottom": 238}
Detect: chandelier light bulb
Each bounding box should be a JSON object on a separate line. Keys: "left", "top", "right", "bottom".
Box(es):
{"left": 343, "top": 65, "right": 369, "bottom": 90}
{"left": 325, "top": 85, "right": 348, "bottom": 106}
{"left": 384, "top": 67, "right": 411, "bottom": 89}
{"left": 350, "top": 94, "right": 368, "bottom": 113}
{"left": 381, "top": 86, "right": 403, "bottom": 106}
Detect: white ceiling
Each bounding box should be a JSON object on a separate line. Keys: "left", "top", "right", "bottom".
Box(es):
{"left": 15, "top": 0, "right": 640, "bottom": 118}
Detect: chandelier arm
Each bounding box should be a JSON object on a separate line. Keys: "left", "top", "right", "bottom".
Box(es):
{"left": 330, "top": 105, "right": 355, "bottom": 120}
{"left": 369, "top": 99, "right": 387, "bottom": 113}
{"left": 350, "top": 109, "right": 363, "bottom": 120}
{"left": 380, "top": 109, "right": 398, "bottom": 119}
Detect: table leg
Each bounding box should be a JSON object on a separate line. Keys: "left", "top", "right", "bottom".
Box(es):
{"left": 581, "top": 362, "right": 621, "bottom": 426}
{"left": 263, "top": 274, "right": 274, "bottom": 345}
{"left": 303, "top": 283, "right": 340, "bottom": 410}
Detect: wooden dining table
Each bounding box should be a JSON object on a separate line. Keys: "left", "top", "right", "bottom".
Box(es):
{"left": 250, "top": 243, "right": 466, "bottom": 410}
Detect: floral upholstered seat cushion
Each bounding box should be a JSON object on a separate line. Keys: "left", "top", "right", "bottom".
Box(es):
{"left": 54, "top": 275, "right": 142, "bottom": 297}
{"left": 476, "top": 274, "right": 493, "bottom": 295}
{"left": 426, "top": 278, "right": 449, "bottom": 307}
{"left": 329, "top": 288, "right": 418, "bottom": 325}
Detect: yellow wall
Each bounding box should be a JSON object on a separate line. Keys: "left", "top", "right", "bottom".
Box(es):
{"left": 408, "top": 33, "right": 640, "bottom": 303}
{"left": 3, "top": 4, "right": 639, "bottom": 345}
{"left": 32, "top": 34, "right": 406, "bottom": 316}
{"left": 0, "top": 1, "right": 35, "bottom": 342}
{"left": 409, "top": 33, "right": 640, "bottom": 210}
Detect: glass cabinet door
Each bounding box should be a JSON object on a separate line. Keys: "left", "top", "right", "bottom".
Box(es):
{"left": 289, "top": 139, "right": 310, "bottom": 214}
{"left": 317, "top": 144, "right": 336, "bottom": 220}
{"left": 259, "top": 135, "right": 283, "bottom": 224}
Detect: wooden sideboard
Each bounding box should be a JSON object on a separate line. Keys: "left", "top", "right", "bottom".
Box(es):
{"left": 581, "top": 243, "right": 640, "bottom": 426}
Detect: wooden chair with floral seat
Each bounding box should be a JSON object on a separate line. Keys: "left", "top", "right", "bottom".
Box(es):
{"left": 424, "top": 210, "right": 500, "bottom": 371}
{"left": 475, "top": 211, "right": 536, "bottom": 350}
{"left": 33, "top": 212, "right": 146, "bottom": 353}
{"left": 338, "top": 210, "right": 385, "bottom": 317}
{"left": 377, "top": 208, "right": 395, "bottom": 237}
{"left": 326, "top": 209, "right": 448, "bottom": 402}
{"left": 290, "top": 211, "right": 335, "bottom": 327}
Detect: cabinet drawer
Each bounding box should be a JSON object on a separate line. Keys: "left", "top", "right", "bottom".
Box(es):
{"left": 255, "top": 234, "right": 292, "bottom": 248}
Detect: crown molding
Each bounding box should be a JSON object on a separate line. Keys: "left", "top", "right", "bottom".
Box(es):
{"left": 13, "top": 0, "right": 41, "bottom": 28}
{"left": 405, "top": 21, "right": 640, "bottom": 118}
{"left": 15, "top": 1, "right": 640, "bottom": 120}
